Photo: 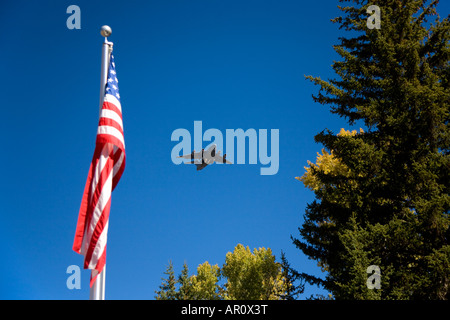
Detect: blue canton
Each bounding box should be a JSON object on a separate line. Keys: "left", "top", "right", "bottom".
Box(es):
{"left": 105, "top": 54, "right": 120, "bottom": 102}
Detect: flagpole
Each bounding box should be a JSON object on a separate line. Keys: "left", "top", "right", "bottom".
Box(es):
{"left": 90, "top": 25, "right": 113, "bottom": 301}
{"left": 99, "top": 25, "right": 113, "bottom": 117}
{"left": 90, "top": 266, "right": 106, "bottom": 300}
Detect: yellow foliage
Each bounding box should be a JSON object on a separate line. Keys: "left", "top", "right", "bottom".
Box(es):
{"left": 295, "top": 128, "right": 363, "bottom": 192}
{"left": 189, "top": 261, "right": 221, "bottom": 300}
{"left": 222, "top": 244, "right": 289, "bottom": 300}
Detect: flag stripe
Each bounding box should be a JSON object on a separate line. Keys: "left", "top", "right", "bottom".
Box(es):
{"left": 73, "top": 161, "right": 94, "bottom": 253}
{"left": 98, "top": 118, "right": 124, "bottom": 136}
{"left": 112, "top": 148, "right": 125, "bottom": 190}
{"left": 89, "top": 145, "right": 114, "bottom": 203}
{"left": 97, "top": 134, "right": 125, "bottom": 153}
{"left": 86, "top": 197, "right": 111, "bottom": 270}
{"left": 100, "top": 109, "right": 123, "bottom": 130}
{"left": 103, "top": 94, "right": 122, "bottom": 113}
{"left": 81, "top": 145, "right": 115, "bottom": 257}
{"left": 103, "top": 99, "right": 122, "bottom": 117}
{"left": 97, "top": 126, "right": 125, "bottom": 149}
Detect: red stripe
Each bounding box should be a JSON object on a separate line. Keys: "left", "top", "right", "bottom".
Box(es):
{"left": 98, "top": 117, "right": 124, "bottom": 136}
{"left": 95, "top": 244, "right": 107, "bottom": 273}
{"left": 73, "top": 147, "right": 103, "bottom": 253}
{"left": 73, "top": 162, "right": 94, "bottom": 253}
{"left": 84, "top": 194, "right": 112, "bottom": 269}
{"left": 89, "top": 246, "right": 107, "bottom": 287}
{"left": 96, "top": 134, "right": 125, "bottom": 153}
{"left": 112, "top": 151, "right": 126, "bottom": 191}
{"left": 81, "top": 147, "right": 112, "bottom": 251}
{"left": 102, "top": 101, "right": 122, "bottom": 118}
{"left": 82, "top": 147, "right": 115, "bottom": 268}
{"left": 73, "top": 141, "right": 125, "bottom": 274}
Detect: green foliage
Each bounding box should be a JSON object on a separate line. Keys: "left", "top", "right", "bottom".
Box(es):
{"left": 190, "top": 262, "right": 221, "bottom": 300}
{"left": 155, "top": 260, "right": 177, "bottom": 300}
{"left": 293, "top": 0, "right": 449, "bottom": 299}
{"left": 177, "top": 262, "right": 194, "bottom": 300}
{"left": 221, "top": 244, "right": 286, "bottom": 300}
{"left": 155, "top": 244, "right": 297, "bottom": 300}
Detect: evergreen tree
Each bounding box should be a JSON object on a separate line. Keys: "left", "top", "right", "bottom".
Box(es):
{"left": 293, "top": 0, "right": 449, "bottom": 299}
{"left": 155, "top": 260, "right": 177, "bottom": 300}
{"left": 177, "top": 262, "right": 194, "bottom": 300}
{"left": 279, "top": 251, "right": 306, "bottom": 300}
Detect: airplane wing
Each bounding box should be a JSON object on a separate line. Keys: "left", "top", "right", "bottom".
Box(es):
{"left": 215, "top": 154, "right": 232, "bottom": 164}
{"left": 177, "top": 151, "right": 202, "bottom": 159}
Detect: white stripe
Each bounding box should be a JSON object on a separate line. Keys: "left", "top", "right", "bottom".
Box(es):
{"left": 81, "top": 176, "right": 112, "bottom": 257}
{"left": 87, "top": 155, "right": 114, "bottom": 268}
{"left": 89, "top": 145, "right": 112, "bottom": 203}
{"left": 82, "top": 167, "right": 112, "bottom": 260}
{"left": 85, "top": 149, "right": 124, "bottom": 268}
{"left": 100, "top": 109, "right": 123, "bottom": 130}
{"left": 113, "top": 149, "right": 125, "bottom": 177}
{"left": 81, "top": 146, "right": 110, "bottom": 255}
{"left": 87, "top": 220, "right": 109, "bottom": 269}
{"left": 80, "top": 145, "right": 113, "bottom": 256}
{"left": 97, "top": 125, "right": 125, "bottom": 149}
{"left": 104, "top": 94, "right": 122, "bottom": 112}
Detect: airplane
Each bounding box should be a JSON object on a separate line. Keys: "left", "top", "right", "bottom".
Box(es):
{"left": 177, "top": 144, "right": 232, "bottom": 171}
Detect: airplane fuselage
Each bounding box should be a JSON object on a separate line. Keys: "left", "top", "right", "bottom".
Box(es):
{"left": 196, "top": 145, "right": 216, "bottom": 170}
{"left": 178, "top": 143, "right": 231, "bottom": 171}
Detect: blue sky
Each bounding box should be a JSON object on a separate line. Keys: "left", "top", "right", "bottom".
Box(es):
{"left": 1, "top": 0, "right": 448, "bottom": 300}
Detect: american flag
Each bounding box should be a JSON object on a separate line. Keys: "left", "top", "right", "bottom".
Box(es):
{"left": 73, "top": 53, "right": 125, "bottom": 285}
